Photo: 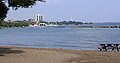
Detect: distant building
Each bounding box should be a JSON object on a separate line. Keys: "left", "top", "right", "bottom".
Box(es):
{"left": 28, "top": 19, "right": 35, "bottom": 22}
{"left": 35, "top": 14, "right": 43, "bottom": 22}
{"left": 35, "top": 14, "right": 44, "bottom": 25}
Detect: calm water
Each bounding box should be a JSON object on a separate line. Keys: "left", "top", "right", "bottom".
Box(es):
{"left": 0, "top": 27, "right": 120, "bottom": 50}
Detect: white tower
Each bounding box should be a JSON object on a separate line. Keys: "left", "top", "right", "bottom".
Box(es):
{"left": 35, "top": 14, "right": 43, "bottom": 25}
{"left": 70, "top": 17, "right": 73, "bottom": 21}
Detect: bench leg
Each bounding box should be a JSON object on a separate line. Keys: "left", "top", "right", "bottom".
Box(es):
{"left": 112, "top": 48, "right": 114, "bottom": 51}
{"left": 105, "top": 48, "right": 107, "bottom": 51}
{"left": 117, "top": 48, "right": 119, "bottom": 52}
{"left": 112, "top": 48, "right": 119, "bottom": 52}
{"left": 100, "top": 49, "right": 102, "bottom": 51}
{"left": 98, "top": 48, "right": 102, "bottom": 51}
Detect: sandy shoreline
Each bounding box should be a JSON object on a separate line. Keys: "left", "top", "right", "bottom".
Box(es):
{"left": 0, "top": 46, "right": 120, "bottom": 63}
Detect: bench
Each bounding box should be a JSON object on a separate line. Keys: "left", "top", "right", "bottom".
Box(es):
{"left": 98, "top": 44, "right": 119, "bottom": 52}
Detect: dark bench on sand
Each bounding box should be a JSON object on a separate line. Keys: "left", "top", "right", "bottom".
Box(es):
{"left": 98, "top": 44, "right": 120, "bottom": 52}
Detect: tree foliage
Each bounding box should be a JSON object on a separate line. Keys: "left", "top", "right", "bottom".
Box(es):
{"left": 0, "top": 0, "right": 8, "bottom": 22}
{"left": 8, "top": 0, "right": 36, "bottom": 10}
{"left": 8, "top": 0, "right": 45, "bottom": 9}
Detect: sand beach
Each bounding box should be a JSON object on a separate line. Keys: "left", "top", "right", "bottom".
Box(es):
{"left": 0, "top": 46, "right": 120, "bottom": 63}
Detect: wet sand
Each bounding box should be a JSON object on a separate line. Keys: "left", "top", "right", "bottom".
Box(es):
{"left": 0, "top": 46, "right": 120, "bottom": 63}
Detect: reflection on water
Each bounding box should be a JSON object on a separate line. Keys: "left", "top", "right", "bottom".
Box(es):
{"left": 0, "top": 27, "right": 120, "bottom": 50}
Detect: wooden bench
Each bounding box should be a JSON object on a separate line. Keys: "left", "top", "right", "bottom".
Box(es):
{"left": 98, "top": 44, "right": 119, "bottom": 52}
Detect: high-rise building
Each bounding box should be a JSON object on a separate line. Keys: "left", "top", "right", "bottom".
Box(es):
{"left": 35, "top": 14, "right": 43, "bottom": 22}
{"left": 35, "top": 14, "right": 44, "bottom": 25}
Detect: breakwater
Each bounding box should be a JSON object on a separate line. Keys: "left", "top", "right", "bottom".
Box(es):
{"left": 70, "top": 25, "right": 120, "bottom": 28}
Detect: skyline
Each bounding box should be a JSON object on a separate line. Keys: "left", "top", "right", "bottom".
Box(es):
{"left": 6, "top": 0, "right": 120, "bottom": 23}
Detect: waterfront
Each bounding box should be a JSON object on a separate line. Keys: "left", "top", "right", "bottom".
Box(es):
{"left": 0, "top": 27, "right": 120, "bottom": 50}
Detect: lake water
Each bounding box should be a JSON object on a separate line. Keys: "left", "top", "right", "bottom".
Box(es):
{"left": 0, "top": 27, "right": 120, "bottom": 50}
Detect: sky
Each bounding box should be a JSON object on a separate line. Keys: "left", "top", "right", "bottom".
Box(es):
{"left": 6, "top": 0, "right": 120, "bottom": 22}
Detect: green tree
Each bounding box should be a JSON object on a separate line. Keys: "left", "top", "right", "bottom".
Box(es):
{"left": 0, "top": 0, "right": 45, "bottom": 23}
{"left": 0, "top": 0, "right": 8, "bottom": 23}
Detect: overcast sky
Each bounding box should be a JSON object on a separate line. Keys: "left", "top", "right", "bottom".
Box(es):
{"left": 6, "top": 0, "right": 120, "bottom": 22}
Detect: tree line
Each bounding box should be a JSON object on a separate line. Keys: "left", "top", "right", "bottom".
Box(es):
{"left": 0, "top": 21, "right": 29, "bottom": 28}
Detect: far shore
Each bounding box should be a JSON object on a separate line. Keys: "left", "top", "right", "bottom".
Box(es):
{"left": 0, "top": 25, "right": 120, "bottom": 29}
{"left": 0, "top": 46, "right": 120, "bottom": 63}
